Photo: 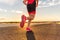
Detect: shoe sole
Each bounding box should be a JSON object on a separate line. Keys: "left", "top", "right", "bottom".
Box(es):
{"left": 20, "top": 15, "right": 26, "bottom": 28}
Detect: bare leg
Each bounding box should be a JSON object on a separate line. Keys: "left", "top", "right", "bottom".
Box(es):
{"left": 27, "top": 14, "right": 35, "bottom": 27}
{"left": 26, "top": 13, "right": 35, "bottom": 31}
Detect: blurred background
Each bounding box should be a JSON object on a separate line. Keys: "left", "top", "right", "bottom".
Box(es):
{"left": 0, "top": 0, "right": 60, "bottom": 22}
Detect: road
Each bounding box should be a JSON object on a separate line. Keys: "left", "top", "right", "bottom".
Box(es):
{"left": 0, "top": 23, "right": 60, "bottom": 40}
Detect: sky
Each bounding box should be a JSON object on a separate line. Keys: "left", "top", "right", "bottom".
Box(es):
{"left": 0, "top": 0, "right": 60, "bottom": 22}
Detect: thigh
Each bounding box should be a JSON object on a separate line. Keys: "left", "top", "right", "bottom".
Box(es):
{"left": 29, "top": 14, "right": 35, "bottom": 19}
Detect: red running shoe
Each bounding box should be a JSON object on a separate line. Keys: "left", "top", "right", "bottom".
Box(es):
{"left": 26, "top": 27, "right": 31, "bottom": 31}
{"left": 20, "top": 15, "right": 26, "bottom": 28}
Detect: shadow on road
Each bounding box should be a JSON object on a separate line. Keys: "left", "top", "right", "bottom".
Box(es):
{"left": 26, "top": 31, "right": 36, "bottom": 40}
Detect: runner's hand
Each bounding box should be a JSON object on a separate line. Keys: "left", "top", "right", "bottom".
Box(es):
{"left": 36, "top": 3, "right": 38, "bottom": 7}
{"left": 23, "top": 1, "right": 27, "bottom": 5}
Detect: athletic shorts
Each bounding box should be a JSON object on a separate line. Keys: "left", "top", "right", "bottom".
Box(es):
{"left": 27, "top": 0, "right": 36, "bottom": 14}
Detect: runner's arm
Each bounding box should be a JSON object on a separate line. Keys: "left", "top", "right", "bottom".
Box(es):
{"left": 36, "top": 0, "right": 38, "bottom": 7}
{"left": 23, "top": 0, "right": 27, "bottom": 5}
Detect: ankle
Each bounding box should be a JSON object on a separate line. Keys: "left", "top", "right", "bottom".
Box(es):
{"left": 26, "top": 28, "right": 31, "bottom": 31}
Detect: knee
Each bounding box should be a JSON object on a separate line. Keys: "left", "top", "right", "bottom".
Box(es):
{"left": 29, "top": 14, "right": 35, "bottom": 20}
{"left": 30, "top": 16, "right": 34, "bottom": 20}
